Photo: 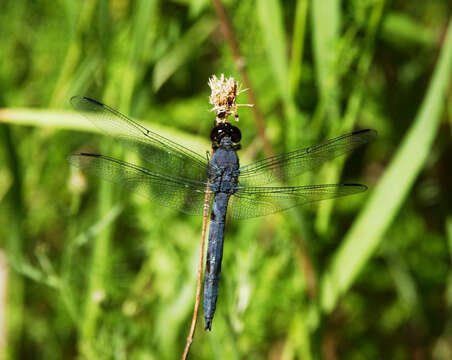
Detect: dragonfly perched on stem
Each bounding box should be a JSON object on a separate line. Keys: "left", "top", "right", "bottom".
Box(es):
{"left": 68, "top": 95, "right": 376, "bottom": 331}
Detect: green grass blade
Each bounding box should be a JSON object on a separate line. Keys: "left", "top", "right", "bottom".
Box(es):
{"left": 79, "top": 182, "right": 116, "bottom": 349}
{"left": 50, "top": 0, "right": 98, "bottom": 107}
{"left": 381, "top": 12, "right": 439, "bottom": 48}
{"left": 257, "top": 0, "right": 290, "bottom": 101}
{"left": 0, "top": 124, "right": 25, "bottom": 360}
{"left": 320, "top": 17, "right": 452, "bottom": 313}
{"left": 0, "top": 108, "right": 210, "bottom": 155}
{"left": 289, "top": 0, "right": 310, "bottom": 96}
{"left": 120, "top": 0, "right": 158, "bottom": 112}
{"left": 281, "top": 310, "right": 312, "bottom": 360}
{"left": 257, "top": 0, "right": 301, "bottom": 149}
{"left": 314, "top": 0, "right": 385, "bottom": 234}
{"left": 310, "top": 0, "right": 341, "bottom": 124}
{"left": 152, "top": 16, "right": 216, "bottom": 91}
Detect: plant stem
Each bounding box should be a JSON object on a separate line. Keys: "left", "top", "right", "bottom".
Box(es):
{"left": 182, "top": 150, "right": 213, "bottom": 360}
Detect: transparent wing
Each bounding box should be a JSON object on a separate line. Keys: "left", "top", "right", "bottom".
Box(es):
{"left": 71, "top": 96, "right": 209, "bottom": 181}
{"left": 68, "top": 153, "right": 212, "bottom": 216}
{"left": 238, "top": 129, "right": 377, "bottom": 186}
{"left": 228, "top": 184, "right": 367, "bottom": 219}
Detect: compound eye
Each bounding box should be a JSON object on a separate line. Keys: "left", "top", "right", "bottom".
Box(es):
{"left": 229, "top": 125, "right": 241, "bottom": 143}
{"left": 210, "top": 123, "right": 241, "bottom": 143}
{"left": 210, "top": 124, "right": 226, "bottom": 142}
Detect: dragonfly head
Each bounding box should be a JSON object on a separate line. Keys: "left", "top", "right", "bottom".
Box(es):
{"left": 210, "top": 122, "right": 241, "bottom": 149}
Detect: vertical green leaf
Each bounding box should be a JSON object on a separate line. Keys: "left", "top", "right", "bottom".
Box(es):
{"left": 257, "top": 0, "right": 301, "bottom": 148}
{"left": 289, "top": 0, "right": 310, "bottom": 96}
{"left": 315, "top": 0, "right": 385, "bottom": 234}
{"left": 50, "top": 0, "right": 99, "bottom": 107}
{"left": 257, "top": 0, "right": 290, "bottom": 101}
{"left": 311, "top": 0, "right": 341, "bottom": 124}
{"left": 320, "top": 17, "right": 452, "bottom": 313}
{"left": 1, "top": 124, "right": 25, "bottom": 360}
{"left": 120, "top": 0, "right": 158, "bottom": 112}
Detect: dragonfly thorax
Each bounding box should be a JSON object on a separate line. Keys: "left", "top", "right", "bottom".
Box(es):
{"left": 208, "top": 138, "right": 240, "bottom": 194}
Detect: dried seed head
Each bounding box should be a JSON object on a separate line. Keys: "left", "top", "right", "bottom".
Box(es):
{"left": 208, "top": 74, "right": 252, "bottom": 124}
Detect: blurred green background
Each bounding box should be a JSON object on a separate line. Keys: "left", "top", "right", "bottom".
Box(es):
{"left": 0, "top": 0, "right": 451, "bottom": 359}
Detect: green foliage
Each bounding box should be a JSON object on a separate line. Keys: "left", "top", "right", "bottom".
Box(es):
{"left": 0, "top": 0, "right": 451, "bottom": 359}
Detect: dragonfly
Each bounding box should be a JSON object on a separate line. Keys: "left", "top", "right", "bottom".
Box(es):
{"left": 68, "top": 96, "right": 376, "bottom": 330}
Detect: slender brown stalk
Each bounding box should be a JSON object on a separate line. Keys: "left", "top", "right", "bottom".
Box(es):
{"left": 211, "top": 0, "right": 275, "bottom": 159}
{"left": 181, "top": 150, "right": 213, "bottom": 360}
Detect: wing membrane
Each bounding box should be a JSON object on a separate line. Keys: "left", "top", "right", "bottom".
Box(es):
{"left": 228, "top": 184, "right": 367, "bottom": 219}
{"left": 239, "top": 129, "right": 376, "bottom": 186}
{"left": 71, "top": 96, "right": 208, "bottom": 181}
{"left": 68, "top": 153, "right": 211, "bottom": 215}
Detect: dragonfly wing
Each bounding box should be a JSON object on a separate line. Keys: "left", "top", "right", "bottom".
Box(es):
{"left": 68, "top": 153, "right": 212, "bottom": 216}
{"left": 228, "top": 184, "right": 367, "bottom": 219}
{"left": 71, "top": 96, "right": 208, "bottom": 182}
{"left": 238, "top": 129, "right": 376, "bottom": 186}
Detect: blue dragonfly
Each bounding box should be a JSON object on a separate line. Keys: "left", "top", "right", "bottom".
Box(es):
{"left": 68, "top": 96, "right": 376, "bottom": 330}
